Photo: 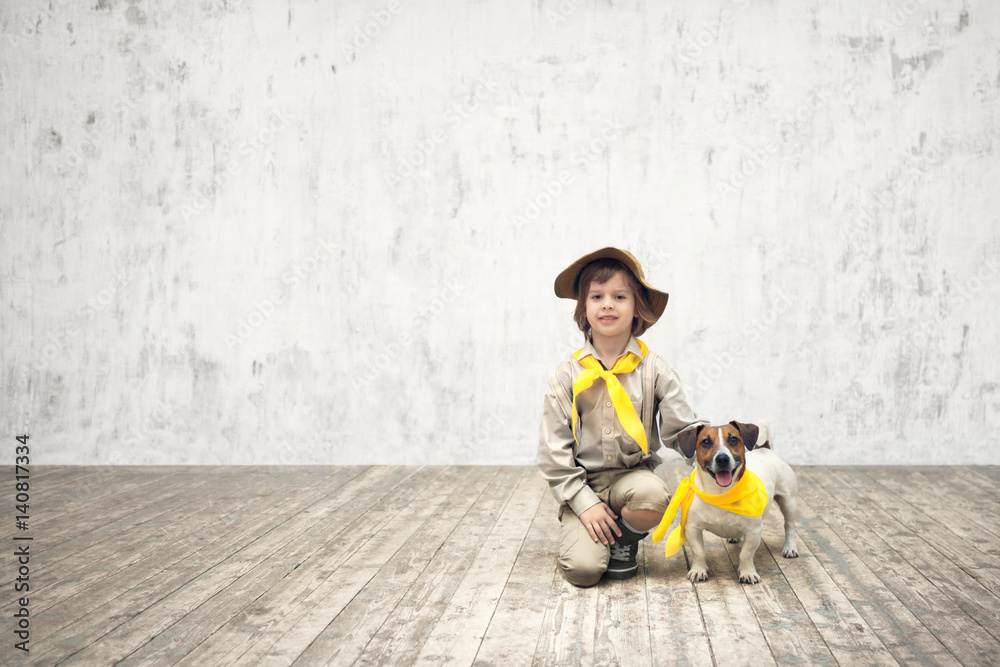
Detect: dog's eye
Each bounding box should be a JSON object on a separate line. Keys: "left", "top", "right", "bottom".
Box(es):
{"left": 700, "top": 438, "right": 712, "bottom": 447}
{"left": 728, "top": 436, "right": 739, "bottom": 445}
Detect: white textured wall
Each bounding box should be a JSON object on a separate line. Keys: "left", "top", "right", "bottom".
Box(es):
{"left": 2, "top": 0, "right": 998, "bottom": 465}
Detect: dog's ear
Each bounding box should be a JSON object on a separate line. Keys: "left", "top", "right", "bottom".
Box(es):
{"left": 677, "top": 424, "right": 704, "bottom": 459}
{"left": 730, "top": 421, "right": 760, "bottom": 451}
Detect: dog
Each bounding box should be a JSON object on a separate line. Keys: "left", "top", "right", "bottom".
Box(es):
{"left": 675, "top": 421, "right": 799, "bottom": 584}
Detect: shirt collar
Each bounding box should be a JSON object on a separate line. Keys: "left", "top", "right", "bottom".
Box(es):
{"left": 578, "top": 335, "right": 642, "bottom": 369}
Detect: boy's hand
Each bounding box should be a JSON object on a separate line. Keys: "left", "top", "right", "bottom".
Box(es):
{"left": 579, "top": 502, "right": 622, "bottom": 546}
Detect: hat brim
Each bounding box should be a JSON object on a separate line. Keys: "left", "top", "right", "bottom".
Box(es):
{"left": 554, "top": 247, "right": 669, "bottom": 325}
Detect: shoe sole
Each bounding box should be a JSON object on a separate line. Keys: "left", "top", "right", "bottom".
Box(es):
{"left": 604, "top": 565, "right": 638, "bottom": 580}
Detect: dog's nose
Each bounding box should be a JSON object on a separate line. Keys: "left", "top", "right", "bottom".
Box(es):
{"left": 714, "top": 452, "right": 732, "bottom": 468}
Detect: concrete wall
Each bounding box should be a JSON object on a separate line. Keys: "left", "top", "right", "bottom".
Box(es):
{"left": 2, "top": 0, "right": 998, "bottom": 466}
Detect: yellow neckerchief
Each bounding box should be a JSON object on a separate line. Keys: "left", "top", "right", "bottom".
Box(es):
{"left": 651, "top": 466, "right": 769, "bottom": 558}
{"left": 572, "top": 338, "right": 649, "bottom": 454}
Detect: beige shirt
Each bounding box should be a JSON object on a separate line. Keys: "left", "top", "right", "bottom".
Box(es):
{"left": 536, "top": 335, "right": 708, "bottom": 517}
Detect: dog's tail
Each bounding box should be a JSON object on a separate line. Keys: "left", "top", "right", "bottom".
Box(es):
{"left": 756, "top": 420, "right": 772, "bottom": 450}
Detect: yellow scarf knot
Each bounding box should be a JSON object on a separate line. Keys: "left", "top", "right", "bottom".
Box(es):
{"left": 651, "top": 467, "right": 769, "bottom": 558}
{"left": 572, "top": 339, "right": 649, "bottom": 454}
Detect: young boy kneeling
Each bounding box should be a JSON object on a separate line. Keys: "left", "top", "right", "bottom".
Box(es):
{"left": 537, "top": 247, "right": 707, "bottom": 586}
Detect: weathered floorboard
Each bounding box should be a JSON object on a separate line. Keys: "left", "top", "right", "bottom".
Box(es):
{"left": 3, "top": 464, "right": 999, "bottom": 666}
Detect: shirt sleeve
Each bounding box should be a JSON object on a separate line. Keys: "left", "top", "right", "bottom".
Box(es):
{"left": 536, "top": 364, "right": 601, "bottom": 516}
{"left": 655, "top": 358, "right": 709, "bottom": 465}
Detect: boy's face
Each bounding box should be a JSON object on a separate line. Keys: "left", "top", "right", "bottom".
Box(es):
{"left": 585, "top": 271, "right": 635, "bottom": 342}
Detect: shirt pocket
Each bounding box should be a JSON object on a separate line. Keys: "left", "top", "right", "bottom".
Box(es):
{"left": 619, "top": 391, "right": 646, "bottom": 458}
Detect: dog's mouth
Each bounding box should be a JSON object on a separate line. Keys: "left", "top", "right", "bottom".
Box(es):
{"left": 707, "top": 460, "right": 742, "bottom": 488}
{"left": 709, "top": 469, "right": 734, "bottom": 487}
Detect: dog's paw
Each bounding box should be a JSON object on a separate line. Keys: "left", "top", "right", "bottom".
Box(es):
{"left": 782, "top": 547, "right": 799, "bottom": 558}
{"left": 687, "top": 568, "right": 709, "bottom": 583}
{"left": 738, "top": 570, "right": 761, "bottom": 584}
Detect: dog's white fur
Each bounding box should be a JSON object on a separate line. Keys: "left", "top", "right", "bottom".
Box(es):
{"left": 680, "top": 421, "right": 799, "bottom": 584}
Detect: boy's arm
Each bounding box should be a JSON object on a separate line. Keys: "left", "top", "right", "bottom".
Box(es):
{"left": 537, "top": 367, "right": 601, "bottom": 516}
{"left": 654, "top": 359, "right": 709, "bottom": 465}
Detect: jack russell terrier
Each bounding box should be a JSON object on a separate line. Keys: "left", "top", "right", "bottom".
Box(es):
{"left": 652, "top": 421, "right": 799, "bottom": 584}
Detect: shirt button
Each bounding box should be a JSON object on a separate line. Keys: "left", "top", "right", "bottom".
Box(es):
{"left": 605, "top": 428, "right": 611, "bottom": 434}
{"left": 606, "top": 401, "right": 612, "bottom": 407}
{"left": 607, "top": 455, "right": 613, "bottom": 460}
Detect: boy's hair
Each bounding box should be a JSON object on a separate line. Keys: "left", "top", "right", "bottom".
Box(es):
{"left": 573, "top": 258, "right": 656, "bottom": 338}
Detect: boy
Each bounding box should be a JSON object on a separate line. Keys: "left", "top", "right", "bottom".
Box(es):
{"left": 537, "top": 247, "right": 708, "bottom": 586}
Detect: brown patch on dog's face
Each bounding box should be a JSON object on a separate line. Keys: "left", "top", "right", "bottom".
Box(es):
{"left": 695, "top": 423, "right": 751, "bottom": 488}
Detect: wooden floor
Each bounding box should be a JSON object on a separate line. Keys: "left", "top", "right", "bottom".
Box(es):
{"left": 3, "top": 465, "right": 1000, "bottom": 666}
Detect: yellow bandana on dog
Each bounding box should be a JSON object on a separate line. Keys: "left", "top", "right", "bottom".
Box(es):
{"left": 572, "top": 339, "right": 649, "bottom": 454}
{"left": 651, "top": 466, "right": 769, "bottom": 558}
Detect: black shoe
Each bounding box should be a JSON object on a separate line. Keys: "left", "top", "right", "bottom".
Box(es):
{"left": 605, "top": 519, "right": 648, "bottom": 580}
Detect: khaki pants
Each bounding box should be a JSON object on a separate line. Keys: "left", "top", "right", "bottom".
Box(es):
{"left": 557, "top": 468, "right": 671, "bottom": 587}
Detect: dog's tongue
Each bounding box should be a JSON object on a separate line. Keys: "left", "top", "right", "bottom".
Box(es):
{"left": 715, "top": 470, "right": 733, "bottom": 487}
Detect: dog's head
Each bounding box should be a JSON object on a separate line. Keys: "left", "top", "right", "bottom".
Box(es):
{"left": 677, "top": 421, "right": 760, "bottom": 489}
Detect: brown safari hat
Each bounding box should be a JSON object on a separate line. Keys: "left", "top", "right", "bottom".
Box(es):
{"left": 554, "top": 247, "right": 669, "bottom": 325}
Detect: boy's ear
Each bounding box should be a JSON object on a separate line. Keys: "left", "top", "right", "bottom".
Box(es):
{"left": 677, "top": 425, "right": 703, "bottom": 459}
{"left": 730, "top": 421, "right": 760, "bottom": 451}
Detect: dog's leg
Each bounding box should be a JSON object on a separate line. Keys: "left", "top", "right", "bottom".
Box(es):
{"left": 685, "top": 525, "right": 709, "bottom": 582}
{"left": 774, "top": 494, "right": 799, "bottom": 558}
{"left": 737, "top": 525, "right": 762, "bottom": 584}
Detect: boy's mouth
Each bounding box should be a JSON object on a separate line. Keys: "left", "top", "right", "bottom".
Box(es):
{"left": 598, "top": 316, "right": 617, "bottom": 321}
